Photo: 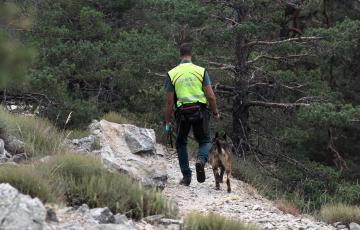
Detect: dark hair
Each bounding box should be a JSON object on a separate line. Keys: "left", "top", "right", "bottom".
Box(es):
{"left": 180, "top": 43, "right": 192, "bottom": 57}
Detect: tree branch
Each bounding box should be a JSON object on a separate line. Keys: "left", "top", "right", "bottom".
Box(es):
{"left": 247, "top": 100, "right": 310, "bottom": 108}
{"left": 208, "top": 61, "right": 235, "bottom": 71}
{"left": 246, "top": 36, "right": 323, "bottom": 47}
{"left": 210, "top": 14, "right": 240, "bottom": 27}
{"left": 247, "top": 53, "right": 309, "bottom": 64}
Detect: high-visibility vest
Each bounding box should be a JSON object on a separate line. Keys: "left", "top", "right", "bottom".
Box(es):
{"left": 168, "top": 63, "right": 208, "bottom": 107}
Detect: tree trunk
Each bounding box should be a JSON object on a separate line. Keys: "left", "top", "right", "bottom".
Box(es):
{"left": 232, "top": 7, "right": 250, "bottom": 152}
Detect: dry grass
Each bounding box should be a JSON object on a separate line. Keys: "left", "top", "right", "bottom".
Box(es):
{"left": 102, "top": 111, "right": 132, "bottom": 124}
{"left": 184, "top": 212, "right": 260, "bottom": 230}
{"left": 0, "top": 108, "right": 69, "bottom": 158}
{"left": 66, "top": 129, "right": 91, "bottom": 140}
{"left": 320, "top": 203, "right": 360, "bottom": 224}
{"left": 244, "top": 184, "right": 258, "bottom": 197}
{"left": 275, "top": 199, "right": 300, "bottom": 216}
{"left": 0, "top": 164, "right": 57, "bottom": 203}
{"left": 0, "top": 154, "right": 178, "bottom": 220}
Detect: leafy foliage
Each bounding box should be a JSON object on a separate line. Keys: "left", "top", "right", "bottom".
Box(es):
{"left": 0, "top": 3, "right": 34, "bottom": 89}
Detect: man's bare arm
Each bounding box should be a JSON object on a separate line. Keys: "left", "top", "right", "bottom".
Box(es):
{"left": 203, "top": 85, "right": 219, "bottom": 115}
{"left": 165, "top": 92, "right": 174, "bottom": 123}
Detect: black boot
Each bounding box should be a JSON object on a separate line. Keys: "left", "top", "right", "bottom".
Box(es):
{"left": 179, "top": 176, "right": 191, "bottom": 186}
{"left": 195, "top": 159, "right": 206, "bottom": 183}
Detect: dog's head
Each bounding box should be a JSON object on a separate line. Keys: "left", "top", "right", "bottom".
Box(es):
{"left": 213, "top": 132, "right": 231, "bottom": 155}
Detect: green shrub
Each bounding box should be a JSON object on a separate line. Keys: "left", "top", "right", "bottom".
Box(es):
{"left": 67, "top": 129, "right": 91, "bottom": 140}
{"left": 335, "top": 183, "right": 360, "bottom": 205}
{"left": 0, "top": 165, "right": 56, "bottom": 203}
{"left": 43, "top": 154, "right": 178, "bottom": 220}
{"left": 42, "top": 99, "right": 99, "bottom": 129}
{"left": 320, "top": 203, "right": 360, "bottom": 224}
{"left": 184, "top": 212, "right": 260, "bottom": 230}
{"left": 232, "top": 155, "right": 360, "bottom": 213}
{"left": 102, "top": 111, "right": 132, "bottom": 124}
{"left": 0, "top": 108, "right": 68, "bottom": 157}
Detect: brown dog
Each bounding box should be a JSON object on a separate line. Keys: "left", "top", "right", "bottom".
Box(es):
{"left": 209, "top": 132, "right": 232, "bottom": 193}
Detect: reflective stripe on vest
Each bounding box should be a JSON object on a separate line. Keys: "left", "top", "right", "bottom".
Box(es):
{"left": 168, "top": 63, "right": 207, "bottom": 107}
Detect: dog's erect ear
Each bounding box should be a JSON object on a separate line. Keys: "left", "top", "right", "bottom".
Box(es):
{"left": 215, "top": 132, "right": 219, "bottom": 138}
{"left": 223, "top": 132, "right": 227, "bottom": 140}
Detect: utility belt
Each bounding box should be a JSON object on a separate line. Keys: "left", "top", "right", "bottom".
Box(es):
{"left": 175, "top": 103, "right": 211, "bottom": 134}
{"left": 175, "top": 103, "right": 208, "bottom": 123}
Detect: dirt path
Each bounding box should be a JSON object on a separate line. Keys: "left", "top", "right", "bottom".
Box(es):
{"left": 162, "top": 152, "right": 334, "bottom": 230}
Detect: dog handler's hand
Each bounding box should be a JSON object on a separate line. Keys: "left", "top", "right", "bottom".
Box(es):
{"left": 165, "top": 123, "right": 172, "bottom": 133}
{"left": 213, "top": 112, "right": 220, "bottom": 120}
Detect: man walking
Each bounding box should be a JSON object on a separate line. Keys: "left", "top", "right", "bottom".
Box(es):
{"left": 164, "top": 43, "right": 220, "bottom": 186}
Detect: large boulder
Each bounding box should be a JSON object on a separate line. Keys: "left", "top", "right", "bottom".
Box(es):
{"left": 0, "top": 183, "right": 47, "bottom": 230}
{"left": 66, "top": 120, "right": 168, "bottom": 189}
{"left": 0, "top": 134, "right": 25, "bottom": 155}
{"left": 98, "top": 120, "right": 156, "bottom": 155}
{"left": 95, "top": 120, "right": 168, "bottom": 189}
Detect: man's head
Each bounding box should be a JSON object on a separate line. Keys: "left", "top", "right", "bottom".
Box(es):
{"left": 180, "top": 43, "right": 192, "bottom": 60}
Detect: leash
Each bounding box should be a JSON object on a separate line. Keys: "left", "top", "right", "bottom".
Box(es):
{"left": 167, "top": 131, "right": 173, "bottom": 148}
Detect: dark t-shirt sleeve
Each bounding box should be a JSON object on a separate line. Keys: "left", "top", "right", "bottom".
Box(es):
{"left": 164, "top": 75, "right": 174, "bottom": 92}
{"left": 164, "top": 70, "right": 211, "bottom": 92}
{"left": 203, "top": 70, "right": 211, "bottom": 86}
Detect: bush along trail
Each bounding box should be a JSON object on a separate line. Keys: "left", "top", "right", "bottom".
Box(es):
{"left": 0, "top": 114, "right": 359, "bottom": 229}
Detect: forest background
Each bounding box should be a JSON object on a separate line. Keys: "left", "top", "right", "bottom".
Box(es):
{"left": 1, "top": 0, "right": 359, "bottom": 214}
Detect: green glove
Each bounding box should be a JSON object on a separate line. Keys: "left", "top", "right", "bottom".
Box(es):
{"left": 165, "top": 123, "right": 172, "bottom": 133}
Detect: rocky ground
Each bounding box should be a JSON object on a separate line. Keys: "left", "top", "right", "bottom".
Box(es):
{"left": 1, "top": 120, "right": 359, "bottom": 230}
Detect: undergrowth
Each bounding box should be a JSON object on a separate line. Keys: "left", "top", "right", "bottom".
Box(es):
{"left": 102, "top": 111, "right": 133, "bottom": 124}
{"left": 1, "top": 154, "right": 178, "bottom": 220}
{"left": 184, "top": 212, "right": 260, "bottom": 230}
{"left": 320, "top": 203, "right": 360, "bottom": 224}
{"left": 0, "top": 154, "right": 177, "bottom": 219}
{"left": 0, "top": 109, "right": 177, "bottom": 220}
{"left": 232, "top": 156, "right": 360, "bottom": 214}
{"left": 0, "top": 108, "right": 68, "bottom": 157}
{"left": 0, "top": 164, "right": 57, "bottom": 203}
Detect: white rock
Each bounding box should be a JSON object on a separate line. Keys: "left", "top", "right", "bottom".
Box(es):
{"left": 78, "top": 203, "right": 90, "bottom": 213}
{"left": 145, "top": 224, "right": 156, "bottom": 230}
{"left": 1, "top": 134, "right": 25, "bottom": 155}
{"left": 96, "top": 120, "right": 168, "bottom": 189}
{"left": 0, "top": 183, "right": 46, "bottom": 230}
{"left": 0, "top": 138, "right": 4, "bottom": 155}
{"left": 89, "top": 207, "right": 115, "bottom": 224}
{"left": 252, "top": 205, "right": 262, "bottom": 211}
{"left": 114, "top": 214, "right": 129, "bottom": 225}
{"left": 350, "top": 222, "right": 360, "bottom": 230}
{"left": 67, "top": 135, "right": 98, "bottom": 152}
{"left": 96, "top": 224, "right": 136, "bottom": 230}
